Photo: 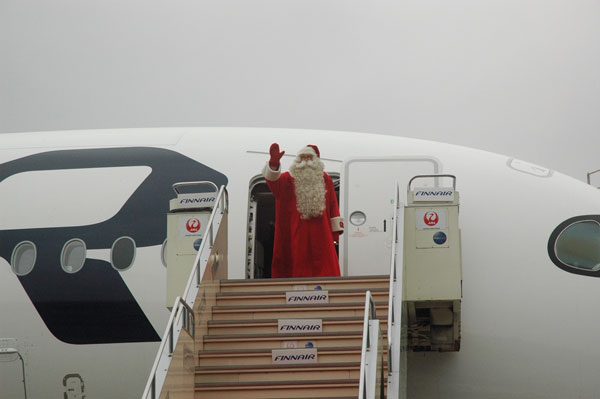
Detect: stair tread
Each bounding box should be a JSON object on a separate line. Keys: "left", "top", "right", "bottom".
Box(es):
{"left": 212, "top": 301, "right": 388, "bottom": 310}
{"left": 222, "top": 276, "right": 387, "bottom": 284}
{"left": 218, "top": 287, "right": 388, "bottom": 297}
{"left": 196, "top": 362, "right": 361, "bottom": 372}
{"left": 196, "top": 379, "right": 360, "bottom": 388}
{"left": 208, "top": 316, "right": 372, "bottom": 325}
{"left": 198, "top": 346, "right": 362, "bottom": 355}
{"left": 204, "top": 331, "right": 362, "bottom": 343}
{"left": 204, "top": 331, "right": 362, "bottom": 340}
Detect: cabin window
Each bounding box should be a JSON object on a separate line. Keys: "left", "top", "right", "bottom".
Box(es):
{"left": 60, "top": 238, "right": 87, "bottom": 273}
{"left": 11, "top": 241, "right": 37, "bottom": 276}
{"left": 111, "top": 236, "right": 136, "bottom": 271}
{"left": 555, "top": 221, "right": 600, "bottom": 270}
{"left": 549, "top": 216, "right": 600, "bottom": 276}
{"left": 247, "top": 173, "right": 340, "bottom": 279}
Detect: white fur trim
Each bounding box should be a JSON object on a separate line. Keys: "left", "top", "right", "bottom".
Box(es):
{"left": 330, "top": 216, "right": 344, "bottom": 232}
{"left": 297, "top": 146, "right": 318, "bottom": 158}
{"left": 263, "top": 163, "right": 281, "bottom": 181}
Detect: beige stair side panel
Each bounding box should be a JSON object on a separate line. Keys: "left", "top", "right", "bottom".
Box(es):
{"left": 194, "top": 215, "right": 228, "bottom": 351}
{"left": 158, "top": 214, "right": 228, "bottom": 399}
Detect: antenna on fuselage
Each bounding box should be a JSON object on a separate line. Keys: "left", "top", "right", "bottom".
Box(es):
{"left": 587, "top": 169, "right": 600, "bottom": 188}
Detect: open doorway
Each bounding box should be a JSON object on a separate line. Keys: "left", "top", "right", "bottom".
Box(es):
{"left": 247, "top": 173, "right": 340, "bottom": 279}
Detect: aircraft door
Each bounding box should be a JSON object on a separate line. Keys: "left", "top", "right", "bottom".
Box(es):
{"left": 0, "top": 347, "right": 27, "bottom": 399}
{"left": 340, "top": 157, "right": 442, "bottom": 276}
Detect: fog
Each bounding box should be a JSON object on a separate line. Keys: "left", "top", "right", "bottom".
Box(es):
{"left": 2, "top": 1, "right": 599, "bottom": 182}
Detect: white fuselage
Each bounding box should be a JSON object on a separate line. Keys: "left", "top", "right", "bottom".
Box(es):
{"left": 1, "top": 128, "right": 599, "bottom": 398}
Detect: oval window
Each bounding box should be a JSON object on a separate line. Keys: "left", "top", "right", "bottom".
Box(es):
{"left": 555, "top": 220, "right": 600, "bottom": 271}
{"left": 350, "top": 211, "right": 366, "bottom": 226}
{"left": 11, "top": 241, "right": 37, "bottom": 276}
{"left": 111, "top": 236, "right": 136, "bottom": 271}
{"left": 61, "top": 239, "right": 87, "bottom": 273}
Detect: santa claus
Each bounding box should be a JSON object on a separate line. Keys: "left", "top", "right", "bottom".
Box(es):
{"left": 263, "top": 143, "right": 344, "bottom": 278}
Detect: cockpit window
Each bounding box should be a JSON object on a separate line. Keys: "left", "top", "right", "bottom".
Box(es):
{"left": 0, "top": 166, "right": 151, "bottom": 230}
{"left": 549, "top": 216, "right": 600, "bottom": 276}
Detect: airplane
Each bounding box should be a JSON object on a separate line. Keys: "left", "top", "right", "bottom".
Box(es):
{"left": 0, "top": 127, "right": 599, "bottom": 399}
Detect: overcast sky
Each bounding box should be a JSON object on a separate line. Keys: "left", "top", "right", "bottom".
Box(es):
{"left": 2, "top": 1, "right": 599, "bottom": 183}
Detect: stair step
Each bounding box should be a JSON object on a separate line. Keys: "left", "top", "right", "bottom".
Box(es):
{"left": 211, "top": 302, "right": 389, "bottom": 320}
{"left": 203, "top": 332, "right": 380, "bottom": 350}
{"left": 217, "top": 288, "right": 388, "bottom": 306}
{"left": 207, "top": 316, "right": 388, "bottom": 335}
{"left": 198, "top": 346, "right": 363, "bottom": 367}
{"left": 195, "top": 379, "right": 360, "bottom": 399}
{"left": 220, "top": 276, "right": 389, "bottom": 293}
{"left": 184, "top": 276, "right": 392, "bottom": 398}
{"left": 195, "top": 362, "right": 361, "bottom": 383}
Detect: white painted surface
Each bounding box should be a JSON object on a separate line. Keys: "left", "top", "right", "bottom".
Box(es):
{"left": 0, "top": 128, "right": 599, "bottom": 398}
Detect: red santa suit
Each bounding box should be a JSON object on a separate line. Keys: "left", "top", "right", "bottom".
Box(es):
{"left": 263, "top": 146, "right": 344, "bottom": 278}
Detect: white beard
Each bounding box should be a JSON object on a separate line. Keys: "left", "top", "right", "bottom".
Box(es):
{"left": 289, "top": 159, "right": 326, "bottom": 219}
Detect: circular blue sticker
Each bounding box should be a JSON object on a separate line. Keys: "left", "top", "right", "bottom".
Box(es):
{"left": 193, "top": 239, "right": 202, "bottom": 251}
{"left": 433, "top": 232, "right": 447, "bottom": 245}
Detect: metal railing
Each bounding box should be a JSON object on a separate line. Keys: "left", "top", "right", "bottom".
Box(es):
{"left": 141, "top": 185, "right": 228, "bottom": 399}
{"left": 387, "top": 182, "right": 405, "bottom": 399}
{"left": 358, "top": 290, "right": 382, "bottom": 399}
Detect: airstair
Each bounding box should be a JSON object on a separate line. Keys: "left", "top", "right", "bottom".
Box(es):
{"left": 142, "top": 185, "right": 394, "bottom": 399}
{"left": 143, "top": 177, "right": 462, "bottom": 399}
{"left": 194, "top": 276, "right": 388, "bottom": 399}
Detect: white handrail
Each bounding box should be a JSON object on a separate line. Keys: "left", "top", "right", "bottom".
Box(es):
{"left": 141, "top": 185, "right": 228, "bottom": 399}
{"left": 358, "top": 291, "right": 380, "bottom": 399}
{"left": 387, "top": 182, "right": 405, "bottom": 399}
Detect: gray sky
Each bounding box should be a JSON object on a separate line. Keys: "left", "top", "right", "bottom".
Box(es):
{"left": 2, "top": 1, "right": 599, "bottom": 183}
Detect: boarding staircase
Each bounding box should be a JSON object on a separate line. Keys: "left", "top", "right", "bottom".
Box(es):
{"left": 143, "top": 184, "right": 405, "bottom": 399}
{"left": 195, "top": 276, "right": 389, "bottom": 398}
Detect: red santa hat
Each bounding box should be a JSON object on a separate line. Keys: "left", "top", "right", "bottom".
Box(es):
{"left": 297, "top": 145, "right": 320, "bottom": 158}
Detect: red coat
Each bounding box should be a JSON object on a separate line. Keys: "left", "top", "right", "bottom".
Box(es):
{"left": 264, "top": 167, "right": 343, "bottom": 278}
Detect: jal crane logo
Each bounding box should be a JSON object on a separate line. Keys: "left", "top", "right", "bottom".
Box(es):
{"left": 186, "top": 218, "right": 201, "bottom": 233}
{"left": 424, "top": 211, "right": 439, "bottom": 227}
